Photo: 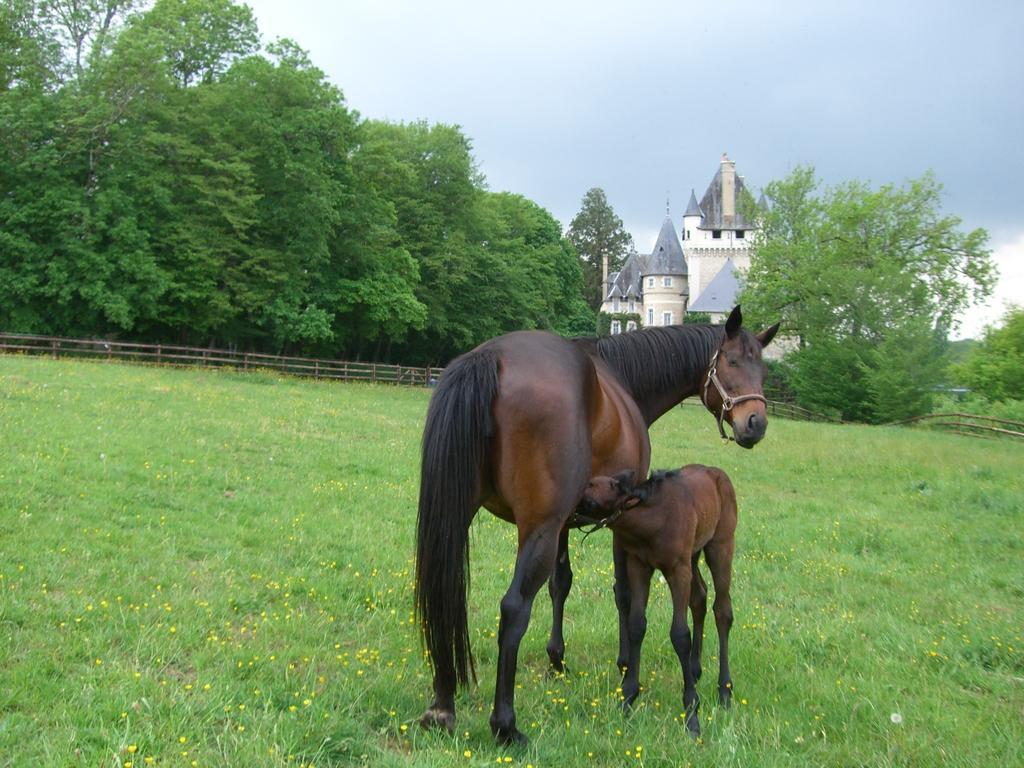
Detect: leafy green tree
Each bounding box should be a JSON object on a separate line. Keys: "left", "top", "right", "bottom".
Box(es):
{"left": 567, "top": 187, "right": 634, "bottom": 310}
{"left": 741, "top": 167, "right": 995, "bottom": 422}
{"left": 954, "top": 306, "right": 1024, "bottom": 401}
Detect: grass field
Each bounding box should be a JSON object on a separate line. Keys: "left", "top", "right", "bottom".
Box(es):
{"left": 1, "top": 355, "right": 1022, "bottom": 767}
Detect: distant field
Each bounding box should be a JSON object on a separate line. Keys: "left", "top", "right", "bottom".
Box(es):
{"left": 1, "top": 355, "right": 1021, "bottom": 767}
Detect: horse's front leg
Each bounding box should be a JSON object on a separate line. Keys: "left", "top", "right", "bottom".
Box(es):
{"left": 666, "top": 561, "right": 700, "bottom": 737}
{"left": 613, "top": 537, "right": 631, "bottom": 672}
{"left": 490, "top": 516, "right": 565, "bottom": 745}
{"left": 546, "top": 526, "right": 572, "bottom": 674}
{"left": 620, "top": 558, "right": 652, "bottom": 711}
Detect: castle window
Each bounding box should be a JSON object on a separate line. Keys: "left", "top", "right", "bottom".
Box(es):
{"left": 610, "top": 320, "right": 621, "bottom": 335}
{"left": 662, "top": 311, "right": 673, "bottom": 326}
{"left": 685, "top": 229, "right": 690, "bottom": 240}
{"left": 647, "top": 277, "right": 654, "bottom": 288}
{"left": 663, "top": 276, "right": 672, "bottom": 288}
{"left": 647, "top": 308, "right": 654, "bottom": 326}
{"left": 628, "top": 299, "right": 635, "bottom": 313}
{"left": 626, "top": 320, "right": 637, "bottom": 331}
{"left": 712, "top": 230, "right": 722, "bottom": 239}
{"left": 736, "top": 230, "right": 745, "bottom": 239}
{"left": 613, "top": 297, "right": 620, "bottom": 312}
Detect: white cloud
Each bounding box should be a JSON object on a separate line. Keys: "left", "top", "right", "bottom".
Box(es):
{"left": 952, "top": 231, "right": 1024, "bottom": 340}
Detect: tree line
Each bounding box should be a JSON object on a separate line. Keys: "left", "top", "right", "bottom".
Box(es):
{"left": 1, "top": 0, "right": 593, "bottom": 366}
{"left": 2, "top": 2, "right": 1008, "bottom": 420}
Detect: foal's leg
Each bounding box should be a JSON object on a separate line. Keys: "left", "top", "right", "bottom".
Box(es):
{"left": 704, "top": 537, "right": 735, "bottom": 708}
{"left": 545, "top": 526, "right": 572, "bottom": 674}
{"left": 613, "top": 538, "right": 632, "bottom": 672}
{"left": 620, "top": 558, "right": 652, "bottom": 711}
{"left": 666, "top": 561, "right": 700, "bottom": 736}
{"left": 688, "top": 553, "right": 708, "bottom": 684}
{"left": 490, "top": 516, "right": 565, "bottom": 745}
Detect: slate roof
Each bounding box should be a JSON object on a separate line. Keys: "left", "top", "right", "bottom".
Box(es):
{"left": 604, "top": 248, "right": 646, "bottom": 300}
{"left": 698, "top": 169, "right": 755, "bottom": 231}
{"left": 688, "top": 258, "right": 742, "bottom": 312}
{"left": 645, "top": 215, "right": 688, "bottom": 276}
{"left": 683, "top": 189, "right": 703, "bottom": 218}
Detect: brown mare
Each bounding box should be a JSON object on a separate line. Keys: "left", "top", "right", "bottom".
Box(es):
{"left": 415, "top": 306, "right": 777, "bottom": 744}
{"left": 580, "top": 465, "right": 739, "bottom": 738}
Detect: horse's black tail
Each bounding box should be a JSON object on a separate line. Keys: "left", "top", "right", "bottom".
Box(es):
{"left": 415, "top": 349, "right": 499, "bottom": 689}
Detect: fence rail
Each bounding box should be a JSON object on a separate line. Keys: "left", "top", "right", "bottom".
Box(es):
{"left": 887, "top": 412, "right": 1024, "bottom": 440}
{"left": 9, "top": 334, "right": 1008, "bottom": 437}
{"left": 0, "top": 333, "right": 439, "bottom": 387}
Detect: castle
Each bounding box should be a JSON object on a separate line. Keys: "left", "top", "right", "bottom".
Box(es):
{"left": 600, "top": 154, "right": 760, "bottom": 332}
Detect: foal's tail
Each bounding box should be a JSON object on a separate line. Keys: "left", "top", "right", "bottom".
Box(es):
{"left": 415, "top": 349, "right": 499, "bottom": 689}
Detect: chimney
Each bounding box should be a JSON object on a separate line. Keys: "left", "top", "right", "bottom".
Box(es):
{"left": 721, "top": 153, "right": 736, "bottom": 226}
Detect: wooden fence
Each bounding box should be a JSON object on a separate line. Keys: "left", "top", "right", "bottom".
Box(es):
{"left": 0, "top": 333, "right": 440, "bottom": 387}
{"left": 887, "top": 412, "right": 1024, "bottom": 441}
{"left": 8, "top": 333, "right": 1013, "bottom": 438}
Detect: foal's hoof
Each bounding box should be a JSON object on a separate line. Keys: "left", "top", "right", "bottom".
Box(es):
{"left": 419, "top": 707, "right": 456, "bottom": 733}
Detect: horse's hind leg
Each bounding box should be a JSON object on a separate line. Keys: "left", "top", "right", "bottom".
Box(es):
{"left": 704, "top": 537, "right": 735, "bottom": 708}
{"left": 546, "top": 526, "right": 572, "bottom": 674}
{"left": 490, "top": 516, "right": 565, "bottom": 745}
{"left": 688, "top": 553, "right": 708, "bottom": 684}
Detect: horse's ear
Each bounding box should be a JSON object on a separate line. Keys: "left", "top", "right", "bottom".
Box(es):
{"left": 612, "top": 469, "right": 635, "bottom": 493}
{"left": 725, "top": 305, "right": 743, "bottom": 339}
{"left": 757, "top": 322, "right": 780, "bottom": 348}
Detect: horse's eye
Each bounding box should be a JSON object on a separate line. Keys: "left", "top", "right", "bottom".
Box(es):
{"left": 727, "top": 357, "right": 738, "bottom": 366}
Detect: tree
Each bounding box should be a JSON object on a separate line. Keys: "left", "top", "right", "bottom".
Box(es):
{"left": 741, "top": 167, "right": 995, "bottom": 422}
{"left": 566, "top": 187, "right": 633, "bottom": 310}
{"left": 954, "top": 306, "right": 1024, "bottom": 402}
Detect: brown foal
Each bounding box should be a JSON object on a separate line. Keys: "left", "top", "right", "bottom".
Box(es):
{"left": 580, "top": 464, "right": 738, "bottom": 737}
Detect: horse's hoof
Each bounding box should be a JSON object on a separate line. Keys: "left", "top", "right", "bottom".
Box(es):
{"left": 719, "top": 685, "right": 732, "bottom": 709}
{"left": 419, "top": 707, "right": 456, "bottom": 733}
{"left": 546, "top": 659, "right": 567, "bottom": 677}
{"left": 493, "top": 726, "right": 528, "bottom": 747}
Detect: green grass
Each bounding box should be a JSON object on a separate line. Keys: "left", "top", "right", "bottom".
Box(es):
{"left": 1, "top": 355, "right": 1021, "bottom": 767}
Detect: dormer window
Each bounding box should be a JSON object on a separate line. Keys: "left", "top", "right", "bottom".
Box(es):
{"left": 712, "top": 230, "right": 722, "bottom": 239}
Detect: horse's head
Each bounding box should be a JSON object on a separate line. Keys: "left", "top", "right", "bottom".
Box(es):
{"left": 581, "top": 470, "right": 644, "bottom": 516}
{"left": 701, "top": 306, "right": 780, "bottom": 449}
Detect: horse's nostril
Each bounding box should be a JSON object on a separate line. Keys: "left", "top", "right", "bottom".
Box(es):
{"left": 747, "top": 413, "right": 759, "bottom": 431}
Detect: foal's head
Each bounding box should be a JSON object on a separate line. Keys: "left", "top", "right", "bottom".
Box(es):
{"left": 581, "top": 470, "right": 655, "bottom": 516}
{"left": 701, "top": 306, "right": 780, "bottom": 449}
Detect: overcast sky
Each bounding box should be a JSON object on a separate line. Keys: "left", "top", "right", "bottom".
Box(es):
{"left": 245, "top": 0, "right": 1022, "bottom": 337}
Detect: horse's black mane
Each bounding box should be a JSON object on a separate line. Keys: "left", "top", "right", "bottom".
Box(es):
{"left": 575, "top": 324, "right": 724, "bottom": 401}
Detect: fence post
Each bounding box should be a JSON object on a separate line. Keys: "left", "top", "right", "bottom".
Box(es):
{"left": 51, "top": 340, "right": 59, "bottom": 359}
{"left": 315, "top": 360, "right": 320, "bottom": 379}
{"left": 371, "top": 363, "right": 377, "bottom": 383}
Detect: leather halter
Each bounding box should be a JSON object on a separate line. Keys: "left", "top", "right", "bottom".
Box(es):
{"left": 700, "top": 350, "right": 767, "bottom": 443}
